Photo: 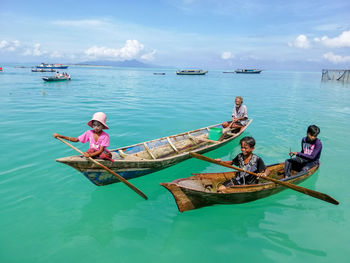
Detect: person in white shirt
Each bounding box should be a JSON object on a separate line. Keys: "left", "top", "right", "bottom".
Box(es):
{"left": 222, "top": 96, "right": 248, "bottom": 129}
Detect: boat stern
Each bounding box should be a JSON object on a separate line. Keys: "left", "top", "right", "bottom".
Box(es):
{"left": 160, "top": 183, "right": 196, "bottom": 212}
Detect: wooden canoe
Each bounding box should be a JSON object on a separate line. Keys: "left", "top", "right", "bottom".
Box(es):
{"left": 160, "top": 163, "right": 319, "bottom": 212}
{"left": 56, "top": 120, "right": 252, "bottom": 186}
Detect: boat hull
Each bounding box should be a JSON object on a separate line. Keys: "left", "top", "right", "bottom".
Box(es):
{"left": 176, "top": 72, "right": 207, "bottom": 75}
{"left": 32, "top": 69, "right": 57, "bottom": 72}
{"left": 235, "top": 69, "right": 262, "bottom": 74}
{"left": 56, "top": 120, "right": 252, "bottom": 185}
{"left": 161, "top": 163, "right": 319, "bottom": 212}
{"left": 42, "top": 77, "right": 70, "bottom": 82}
{"left": 176, "top": 70, "right": 208, "bottom": 75}
{"left": 37, "top": 66, "right": 68, "bottom": 69}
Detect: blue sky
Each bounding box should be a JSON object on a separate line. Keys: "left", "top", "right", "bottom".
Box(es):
{"left": 1, "top": 0, "right": 349, "bottom": 70}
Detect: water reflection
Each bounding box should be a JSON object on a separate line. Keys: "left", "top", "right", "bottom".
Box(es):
{"left": 161, "top": 184, "right": 328, "bottom": 260}
{"left": 63, "top": 187, "right": 147, "bottom": 245}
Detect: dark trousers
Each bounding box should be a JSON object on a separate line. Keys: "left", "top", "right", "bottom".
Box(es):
{"left": 284, "top": 156, "right": 318, "bottom": 178}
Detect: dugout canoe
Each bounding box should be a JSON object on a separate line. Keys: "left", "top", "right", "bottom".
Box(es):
{"left": 56, "top": 120, "right": 252, "bottom": 186}
{"left": 160, "top": 163, "right": 319, "bottom": 212}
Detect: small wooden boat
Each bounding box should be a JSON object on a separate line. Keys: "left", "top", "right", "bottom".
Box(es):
{"left": 235, "top": 69, "right": 262, "bottom": 74}
{"left": 176, "top": 69, "right": 208, "bottom": 75}
{"left": 153, "top": 73, "right": 166, "bottom": 75}
{"left": 56, "top": 120, "right": 252, "bottom": 186}
{"left": 161, "top": 163, "right": 319, "bottom": 212}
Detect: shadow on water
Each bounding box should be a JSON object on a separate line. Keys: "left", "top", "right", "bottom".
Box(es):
{"left": 320, "top": 80, "right": 350, "bottom": 89}
{"left": 160, "top": 199, "right": 327, "bottom": 260}
{"left": 62, "top": 187, "right": 148, "bottom": 245}
{"left": 157, "top": 167, "right": 328, "bottom": 260}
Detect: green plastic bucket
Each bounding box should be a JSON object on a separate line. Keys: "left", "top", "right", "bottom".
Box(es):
{"left": 208, "top": 127, "right": 223, "bottom": 141}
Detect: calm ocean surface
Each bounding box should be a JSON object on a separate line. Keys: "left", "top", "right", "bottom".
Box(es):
{"left": 1, "top": 65, "right": 349, "bottom": 262}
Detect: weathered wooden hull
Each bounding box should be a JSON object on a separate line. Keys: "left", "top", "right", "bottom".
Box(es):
{"left": 160, "top": 163, "right": 319, "bottom": 212}
{"left": 56, "top": 120, "right": 252, "bottom": 186}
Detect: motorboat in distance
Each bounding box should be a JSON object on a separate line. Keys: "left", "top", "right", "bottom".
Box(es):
{"left": 42, "top": 72, "right": 71, "bottom": 82}
{"left": 36, "top": 63, "right": 68, "bottom": 69}
{"left": 235, "top": 69, "right": 262, "bottom": 74}
{"left": 176, "top": 69, "right": 208, "bottom": 75}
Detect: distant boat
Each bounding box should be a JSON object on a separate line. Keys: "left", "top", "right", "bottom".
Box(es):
{"left": 42, "top": 73, "right": 71, "bottom": 82}
{"left": 153, "top": 73, "right": 166, "bottom": 75}
{"left": 176, "top": 69, "right": 208, "bottom": 75}
{"left": 235, "top": 69, "right": 262, "bottom": 74}
{"left": 222, "top": 71, "right": 235, "bottom": 73}
{"left": 0, "top": 67, "right": 2, "bottom": 71}
{"left": 36, "top": 63, "right": 68, "bottom": 69}
{"left": 32, "top": 68, "right": 57, "bottom": 72}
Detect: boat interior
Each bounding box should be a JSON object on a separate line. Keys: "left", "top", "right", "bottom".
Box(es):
{"left": 176, "top": 164, "right": 304, "bottom": 193}
{"left": 110, "top": 126, "right": 239, "bottom": 161}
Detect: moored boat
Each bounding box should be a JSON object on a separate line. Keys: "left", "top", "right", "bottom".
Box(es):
{"left": 235, "top": 69, "right": 262, "bottom": 74}
{"left": 32, "top": 68, "right": 57, "bottom": 72}
{"left": 161, "top": 163, "right": 319, "bottom": 212}
{"left": 36, "top": 63, "right": 68, "bottom": 69}
{"left": 176, "top": 69, "right": 208, "bottom": 75}
{"left": 56, "top": 120, "right": 252, "bottom": 186}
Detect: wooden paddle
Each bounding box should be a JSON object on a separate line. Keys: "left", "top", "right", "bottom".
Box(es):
{"left": 56, "top": 137, "right": 148, "bottom": 200}
{"left": 189, "top": 152, "right": 339, "bottom": 205}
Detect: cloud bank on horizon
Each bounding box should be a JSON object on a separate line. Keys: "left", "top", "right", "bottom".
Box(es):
{"left": 0, "top": 0, "right": 349, "bottom": 70}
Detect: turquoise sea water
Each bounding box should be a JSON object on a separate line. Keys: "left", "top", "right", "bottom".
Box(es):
{"left": 1, "top": 65, "right": 349, "bottom": 262}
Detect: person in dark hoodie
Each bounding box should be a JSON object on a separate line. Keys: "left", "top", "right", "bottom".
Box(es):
{"left": 284, "top": 125, "right": 322, "bottom": 178}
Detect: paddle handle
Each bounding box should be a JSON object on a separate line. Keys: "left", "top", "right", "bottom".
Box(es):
{"left": 189, "top": 152, "right": 339, "bottom": 205}
{"left": 56, "top": 137, "right": 148, "bottom": 200}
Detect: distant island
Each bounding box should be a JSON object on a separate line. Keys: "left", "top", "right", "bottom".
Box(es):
{"left": 73, "top": 59, "right": 162, "bottom": 68}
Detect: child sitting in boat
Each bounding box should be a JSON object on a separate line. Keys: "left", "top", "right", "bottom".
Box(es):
{"left": 53, "top": 112, "right": 113, "bottom": 162}
{"left": 222, "top": 96, "right": 248, "bottom": 129}
{"left": 217, "top": 136, "right": 268, "bottom": 191}
{"left": 284, "top": 125, "right": 322, "bottom": 178}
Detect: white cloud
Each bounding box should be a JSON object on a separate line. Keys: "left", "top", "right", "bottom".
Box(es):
{"left": 0, "top": 40, "right": 8, "bottom": 49}
{"left": 52, "top": 19, "right": 107, "bottom": 28}
{"left": 314, "top": 30, "right": 350, "bottom": 48}
{"left": 323, "top": 52, "right": 350, "bottom": 63}
{"left": 0, "top": 40, "right": 21, "bottom": 51}
{"left": 289, "top": 35, "right": 310, "bottom": 49}
{"left": 221, "top": 51, "right": 234, "bottom": 60}
{"left": 23, "top": 43, "right": 47, "bottom": 56}
{"left": 140, "top": 50, "right": 156, "bottom": 61}
{"left": 84, "top": 40, "right": 154, "bottom": 61}
{"left": 50, "top": 51, "right": 63, "bottom": 58}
